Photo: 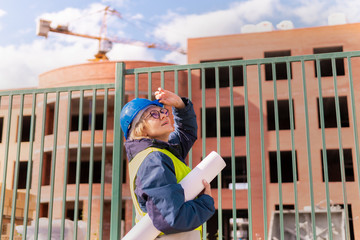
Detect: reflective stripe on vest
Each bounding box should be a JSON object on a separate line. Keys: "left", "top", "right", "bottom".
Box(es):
{"left": 128, "top": 147, "right": 202, "bottom": 234}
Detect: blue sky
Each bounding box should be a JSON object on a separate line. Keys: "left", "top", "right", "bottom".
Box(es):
{"left": 0, "top": 0, "right": 359, "bottom": 89}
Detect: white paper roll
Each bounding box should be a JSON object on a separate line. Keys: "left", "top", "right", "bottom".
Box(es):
{"left": 122, "top": 151, "right": 226, "bottom": 240}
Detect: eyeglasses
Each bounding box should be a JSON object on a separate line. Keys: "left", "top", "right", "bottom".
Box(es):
{"left": 144, "top": 108, "right": 169, "bottom": 119}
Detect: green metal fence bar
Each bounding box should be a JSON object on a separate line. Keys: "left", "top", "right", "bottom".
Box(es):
{"left": 10, "top": 94, "right": 24, "bottom": 240}
{"left": 257, "top": 63, "right": 268, "bottom": 240}
{"left": 148, "top": 72, "right": 152, "bottom": 99}
{"left": 86, "top": 89, "right": 97, "bottom": 240}
{"left": 200, "top": 67, "right": 207, "bottom": 240}
{"left": 315, "top": 58, "right": 333, "bottom": 240}
{"left": 271, "top": 63, "right": 285, "bottom": 240}
{"left": 47, "top": 91, "right": 60, "bottom": 240}
{"left": 161, "top": 70, "right": 165, "bottom": 89}
{"left": 215, "top": 66, "right": 223, "bottom": 239}
{"left": 187, "top": 69, "right": 193, "bottom": 169}
{"left": 187, "top": 69, "right": 192, "bottom": 101}
{"left": 99, "top": 88, "right": 109, "bottom": 240}
{"left": 60, "top": 91, "right": 72, "bottom": 240}
{"left": 286, "top": 61, "right": 300, "bottom": 240}
{"left": 347, "top": 57, "right": 360, "bottom": 198}
{"left": 229, "top": 66, "right": 237, "bottom": 240}
{"left": 110, "top": 62, "right": 126, "bottom": 239}
{"left": 243, "top": 64, "right": 253, "bottom": 240}
{"left": 34, "top": 92, "right": 48, "bottom": 240}
{"left": 132, "top": 73, "right": 139, "bottom": 226}
{"left": 135, "top": 73, "right": 139, "bottom": 98}
{"left": 331, "top": 58, "right": 350, "bottom": 240}
{"left": 0, "top": 95, "right": 12, "bottom": 239}
{"left": 174, "top": 70, "right": 179, "bottom": 95}
{"left": 73, "top": 90, "right": 84, "bottom": 240}
{"left": 22, "top": 93, "right": 37, "bottom": 240}
{"left": 300, "top": 60, "right": 317, "bottom": 238}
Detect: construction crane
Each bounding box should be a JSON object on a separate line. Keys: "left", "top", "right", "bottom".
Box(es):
{"left": 36, "top": 6, "right": 186, "bottom": 61}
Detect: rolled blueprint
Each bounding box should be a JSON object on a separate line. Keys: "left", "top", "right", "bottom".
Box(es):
{"left": 122, "top": 151, "right": 226, "bottom": 240}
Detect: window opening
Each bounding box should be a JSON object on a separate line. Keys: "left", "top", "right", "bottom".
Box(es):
{"left": 210, "top": 156, "right": 246, "bottom": 189}
{"left": 317, "top": 96, "right": 349, "bottom": 128}
{"left": 264, "top": 50, "right": 292, "bottom": 81}
{"left": 321, "top": 149, "right": 354, "bottom": 182}
{"left": 41, "top": 152, "right": 52, "bottom": 186}
{"left": 267, "top": 99, "right": 295, "bottom": 130}
{"left": 40, "top": 203, "right": 49, "bottom": 218}
{"left": 67, "top": 147, "right": 114, "bottom": 184}
{"left": 201, "top": 58, "right": 243, "bottom": 88}
{"left": 45, "top": 103, "right": 55, "bottom": 135}
{"left": 17, "top": 161, "right": 29, "bottom": 189}
{"left": 203, "top": 106, "right": 245, "bottom": 137}
{"left": 66, "top": 201, "right": 83, "bottom": 220}
{"left": 207, "top": 209, "right": 248, "bottom": 240}
{"left": 269, "top": 151, "right": 298, "bottom": 183}
{"left": 19, "top": 115, "right": 34, "bottom": 142}
{"left": 313, "top": 46, "right": 345, "bottom": 77}
{"left": 0, "top": 117, "right": 4, "bottom": 143}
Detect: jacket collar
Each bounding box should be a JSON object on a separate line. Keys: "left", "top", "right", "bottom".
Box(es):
{"left": 124, "top": 138, "right": 182, "bottom": 162}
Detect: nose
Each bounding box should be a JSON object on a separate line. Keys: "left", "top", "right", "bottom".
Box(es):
{"left": 160, "top": 111, "right": 167, "bottom": 119}
{"left": 159, "top": 111, "right": 168, "bottom": 119}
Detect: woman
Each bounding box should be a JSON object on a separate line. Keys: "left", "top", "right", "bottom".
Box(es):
{"left": 120, "top": 87, "right": 215, "bottom": 239}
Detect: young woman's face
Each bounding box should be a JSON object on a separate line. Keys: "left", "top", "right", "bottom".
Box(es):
{"left": 142, "top": 106, "right": 174, "bottom": 141}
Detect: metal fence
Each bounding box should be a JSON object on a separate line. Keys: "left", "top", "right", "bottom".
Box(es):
{"left": 1, "top": 50, "right": 360, "bottom": 240}
{"left": 0, "top": 85, "right": 117, "bottom": 240}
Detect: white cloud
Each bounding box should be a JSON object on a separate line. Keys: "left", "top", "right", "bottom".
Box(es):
{"left": 0, "top": 33, "right": 161, "bottom": 90}
{"left": 37, "top": 3, "right": 106, "bottom": 42}
{"left": 162, "top": 51, "right": 187, "bottom": 65}
{"left": 0, "top": 4, "right": 106, "bottom": 89}
{"left": 130, "top": 13, "right": 144, "bottom": 21}
{"left": 293, "top": 1, "right": 327, "bottom": 25}
{"left": 0, "top": 9, "right": 6, "bottom": 17}
{"left": 327, "top": 0, "right": 360, "bottom": 22}
{"left": 0, "top": 9, "right": 6, "bottom": 31}
{"left": 282, "top": 0, "right": 360, "bottom": 26}
{"left": 152, "top": 0, "right": 360, "bottom": 52}
{"left": 0, "top": 3, "right": 159, "bottom": 90}
{"left": 153, "top": 0, "right": 279, "bottom": 48}
{"left": 0, "top": 39, "right": 96, "bottom": 89}
{"left": 107, "top": 43, "right": 156, "bottom": 61}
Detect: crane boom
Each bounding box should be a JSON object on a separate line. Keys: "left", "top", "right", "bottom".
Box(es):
{"left": 36, "top": 8, "right": 186, "bottom": 61}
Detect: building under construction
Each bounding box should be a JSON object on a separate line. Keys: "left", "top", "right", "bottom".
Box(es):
{"left": 1, "top": 19, "right": 360, "bottom": 240}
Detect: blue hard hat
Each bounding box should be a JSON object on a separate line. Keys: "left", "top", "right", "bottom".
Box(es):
{"left": 120, "top": 98, "right": 163, "bottom": 139}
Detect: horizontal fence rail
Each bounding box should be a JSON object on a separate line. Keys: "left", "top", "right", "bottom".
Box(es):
{"left": 1, "top": 51, "right": 360, "bottom": 240}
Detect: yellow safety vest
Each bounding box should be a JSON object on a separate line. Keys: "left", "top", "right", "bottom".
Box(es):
{"left": 128, "top": 147, "right": 202, "bottom": 236}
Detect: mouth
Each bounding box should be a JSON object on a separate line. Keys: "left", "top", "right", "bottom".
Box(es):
{"left": 161, "top": 121, "right": 168, "bottom": 126}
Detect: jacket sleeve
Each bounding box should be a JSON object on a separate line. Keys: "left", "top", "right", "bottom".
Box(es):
{"left": 135, "top": 151, "right": 215, "bottom": 234}
{"left": 168, "top": 98, "right": 198, "bottom": 159}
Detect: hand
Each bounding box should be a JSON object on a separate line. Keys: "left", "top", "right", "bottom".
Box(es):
{"left": 155, "top": 87, "right": 185, "bottom": 109}
{"left": 200, "top": 179, "right": 212, "bottom": 197}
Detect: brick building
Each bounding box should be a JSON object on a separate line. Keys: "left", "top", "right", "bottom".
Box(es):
{"left": 187, "top": 22, "right": 360, "bottom": 239}
{"left": 1, "top": 22, "right": 360, "bottom": 239}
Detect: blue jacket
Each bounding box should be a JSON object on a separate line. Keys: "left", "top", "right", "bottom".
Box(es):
{"left": 124, "top": 98, "right": 215, "bottom": 234}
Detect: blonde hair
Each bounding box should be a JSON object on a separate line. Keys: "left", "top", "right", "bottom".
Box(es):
{"left": 129, "top": 119, "right": 149, "bottom": 140}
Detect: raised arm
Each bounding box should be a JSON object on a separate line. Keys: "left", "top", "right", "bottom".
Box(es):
{"left": 155, "top": 87, "right": 197, "bottom": 159}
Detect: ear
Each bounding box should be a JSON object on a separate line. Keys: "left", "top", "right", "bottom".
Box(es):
{"left": 142, "top": 124, "right": 149, "bottom": 137}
